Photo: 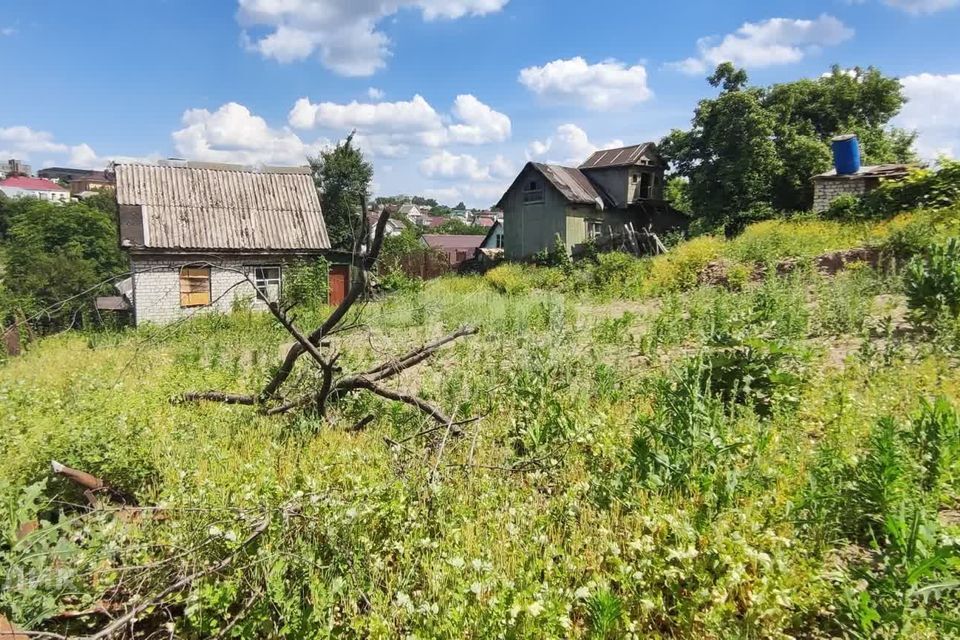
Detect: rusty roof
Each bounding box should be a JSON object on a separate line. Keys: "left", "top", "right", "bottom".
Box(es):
{"left": 422, "top": 234, "right": 485, "bottom": 251}
{"left": 580, "top": 143, "right": 657, "bottom": 170}
{"left": 115, "top": 163, "right": 329, "bottom": 252}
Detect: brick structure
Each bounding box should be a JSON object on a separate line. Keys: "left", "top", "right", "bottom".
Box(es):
{"left": 130, "top": 255, "right": 308, "bottom": 325}
{"left": 114, "top": 161, "right": 335, "bottom": 326}
{"left": 812, "top": 164, "right": 911, "bottom": 213}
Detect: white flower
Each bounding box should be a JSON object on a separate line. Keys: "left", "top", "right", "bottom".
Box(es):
{"left": 527, "top": 601, "right": 544, "bottom": 617}
{"left": 470, "top": 581, "right": 483, "bottom": 595}
{"left": 223, "top": 530, "right": 238, "bottom": 542}
{"left": 574, "top": 586, "right": 591, "bottom": 600}
{"left": 558, "top": 615, "right": 572, "bottom": 629}
{"left": 208, "top": 525, "right": 223, "bottom": 537}
{"left": 471, "top": 558, "right": 484, "bottom": 571}
{"left": 447, "top": 556, "right": 465, "bottom": 569}
{"left": 395, "top": 592, "right": 412, "bottom": 610}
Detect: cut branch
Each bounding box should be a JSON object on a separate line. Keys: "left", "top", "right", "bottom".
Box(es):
{"left": 341, "top": 377, "right": 452, "bottom": 425}
{"left": 181, "top": 392, "right": 256, "bottom": 406}
{"left": 260, "top": 201, "right": 388, "bottom": 400}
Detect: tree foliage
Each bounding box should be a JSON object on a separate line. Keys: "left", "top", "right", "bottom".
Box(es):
{"left": 1, "top": 198, "right": 127, "bottom": 329}
{"left": 661, "top": 65, "right": 917, "bottom": 232}
{"left": 433, "top": 218, "right": 487, "bottom": 235}
{"left": 309, "top": 134, "right": 373, "bottom": 251}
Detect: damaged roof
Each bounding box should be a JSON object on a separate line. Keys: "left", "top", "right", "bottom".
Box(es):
{"left": 580, "top": 143, "right": 657, "bottom": 170}
{"left": 495, "top": 162, "right": 612, "bottom": 209}
{"left": 115, "top": 162, "right": 330, "bottom": 252}
{"left": 813, "top": 164, "right": 913, "bottom": 180}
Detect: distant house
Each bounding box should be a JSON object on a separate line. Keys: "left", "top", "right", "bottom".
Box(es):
{"left": 70, "top": 172, "right": 115, "bottom": 197}
{"left": 422, "top": 234, "right": 484, "bottom": 267}
{"left": 474, "top": 219, "right": 505, "bottom": 267}
{"left": 399, "top": 203, "right": 425, "bottom": 225}
{"left": 497, "top": 143, "right": 687, "bottom": 259}
{"left": 367, "top": 211, "right": 407, "bottom": 238}
{"left": 425, "top": 215, "right": 449, "bottom": 229}
{"left": 0, "top": 176, "right": 70, "bottom": 202}
{"left": 115, "top": 161, "right": 345, "bottom": 326}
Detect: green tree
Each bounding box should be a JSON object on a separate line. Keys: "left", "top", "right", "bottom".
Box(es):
{"left": 3, "top": 199, "right": 127, "bottom": 329}
{"left": 454, "top": 201, "right": 467, "bottom": 211}
{"left": 661, "top": 65, "right": 916, "bottom": 232}
{"left": 434, "top": 218, "right": 487, "bottom": 235}
{"left": 309, "top": 133, "right": 374, "bottom": 251}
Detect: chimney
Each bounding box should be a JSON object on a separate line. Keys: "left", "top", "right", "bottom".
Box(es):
{"left": 831, "top": 134, "right": 861, "bottom": 176}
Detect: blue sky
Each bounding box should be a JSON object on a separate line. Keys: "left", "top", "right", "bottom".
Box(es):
{"left": 2, "top": 0, "right": 959, "bottom": 207}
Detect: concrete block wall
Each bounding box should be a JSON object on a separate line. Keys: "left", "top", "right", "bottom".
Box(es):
{"left": 813, "top": 178, "right": 869, "bottom": 213}
{"left": 130, "top": 255, "right": 293, "bottom": 326}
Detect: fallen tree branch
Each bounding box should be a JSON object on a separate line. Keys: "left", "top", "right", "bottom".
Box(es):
{"left": 180, "top": 392, "right": 256, "bottom": 406}
{"left": 82, "top": 511, "right": 273, "bottom": 640}
{"left": 51, "top": 461, "right": 137, "bottom": 507}
{"left": 340, "top": 377, "right": 452, "bottom": 424}
{"left": 361, "top": 326, "right": 478, "bottom": 382}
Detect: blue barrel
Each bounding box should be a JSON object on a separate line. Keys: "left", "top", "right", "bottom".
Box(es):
{"left": 832, "top": 134, "right": 861, "bottom": 175}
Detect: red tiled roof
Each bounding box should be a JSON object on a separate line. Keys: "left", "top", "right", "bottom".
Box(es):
{"left": 0, "top": 176, "right": 68, "bottom": 192}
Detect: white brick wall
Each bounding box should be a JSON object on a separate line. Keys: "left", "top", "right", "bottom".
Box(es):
{"left": 130, "top": 255, "right": 303, "bottom": 326}
{"left": 812, "top": 178, "right": 870, "bottom": 213}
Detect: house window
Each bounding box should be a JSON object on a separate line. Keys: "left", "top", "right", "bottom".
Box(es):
{"left": 253, "top": 266, "right": 282, "bottom": 303}
{"left": 179, "top": 266, "right": 211, "bottom": 308}
{"left": 638, "top": 173, "right": 653, "bottom": 199}
{"left": 522, "top": 180, "right": 544, "bottom": 205}
{"left": 496, "top": 233, "right": 504, "bottom": 248}
{"left": 631, "top": 173, "right": 639, "bottom": 183}
{"left": 586, "top": 220, "right": 603, "bottom": 240}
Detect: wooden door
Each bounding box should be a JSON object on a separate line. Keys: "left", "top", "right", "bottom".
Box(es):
{"left": 328, "top": 265, "right": 350, "bottom": 306}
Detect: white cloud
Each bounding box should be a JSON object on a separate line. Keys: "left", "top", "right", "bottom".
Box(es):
{"left": 0, "top": 126, "right": 120, "bottom": 169}
{"left": 367, "top": 87, "right": 385, "bottom": 100}
{"left": 419, "top": 150, "right": 493, "bottom": 181}
{"left": 671, "top": 15, "right": 854, "bottom": 74}
{"left": 883, "top": 0, "right": 960, "bottom": 13}
{"left": 172, "top": 102, "right": 328, "bottom": 166}
{"left": 237, "top": 0, "right": 509, "bottom": 76}
{"left": 447, "top": 94, "right": 511, "bottom": 144}
{"left": 518, "top": 57, "right": 652, "bottom": 111}
{"left": 897, "top": 73, "right": 960, "bottom": 158}
{"left": 526, "top": 124, "right": 624, "bottom": 166}
{"left": 289, "top": 93, "right": 510, "bottom": 154}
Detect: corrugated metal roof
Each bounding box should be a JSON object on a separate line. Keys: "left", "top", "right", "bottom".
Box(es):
{"left": 580, "top": 143, "right": 653, "bottom": 170}
{"left": 115, "top": 163, "right": 330, "bottom": 251}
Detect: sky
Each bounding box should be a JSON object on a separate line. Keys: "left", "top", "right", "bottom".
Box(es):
{"left": 1, "top": 0, "right": 960, "bottom": 208}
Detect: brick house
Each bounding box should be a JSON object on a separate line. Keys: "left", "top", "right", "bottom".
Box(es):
{"left": 114, "top": 161, "right": 346, "bottom": 326}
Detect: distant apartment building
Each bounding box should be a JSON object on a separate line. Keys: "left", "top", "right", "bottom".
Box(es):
{"left": 0, "top": 176, "right": 71, "bottom": 202}
{"left": 1, "top": 159, "right": 32, "bottom": 178}
{"left": 70, "top": 173, "right": 115, "bottom": 196}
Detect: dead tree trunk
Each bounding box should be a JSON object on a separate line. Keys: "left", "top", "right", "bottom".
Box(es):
{"left": 182, "top": 206, "right": 477, "bottom": 425}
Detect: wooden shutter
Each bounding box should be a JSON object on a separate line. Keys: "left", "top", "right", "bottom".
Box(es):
{"left": 180, "top": 267, "right": 211, "bottom": 307}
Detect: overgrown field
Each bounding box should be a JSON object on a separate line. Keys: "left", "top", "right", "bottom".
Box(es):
{"left": 3, "top": 213, "right": 960, "bottom": 638}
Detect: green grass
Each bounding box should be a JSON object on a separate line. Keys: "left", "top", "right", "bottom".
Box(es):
{"left": 2, "top": 223, "right": 960, "bottom": 638}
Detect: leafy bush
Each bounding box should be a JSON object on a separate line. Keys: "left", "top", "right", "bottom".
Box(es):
{"left": 904, "top": 238, "right": 960, "bottom": 326}
{"left": 646, "top": 235, "right": 724, "bottom": 293}
{"left": 700, "top": 324, "right": 807, "bottom": 416}
{"left": 485, "top": 263, "right": 535, "bottom": 295}
{"left": 826, "top": 160, "right": 960, "bottom": 221}
{"left": 281, "top": 257, "right": 331, "bottom": 309}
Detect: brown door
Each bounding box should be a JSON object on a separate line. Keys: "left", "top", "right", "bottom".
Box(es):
{"left": 328, "top": 265, "right": 350, "bottom": 306}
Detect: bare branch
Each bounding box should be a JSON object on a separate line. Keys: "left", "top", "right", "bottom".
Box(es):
{"left": 260, "top": 200, "right": 387, "bottom": 400}
{"left": 341, "top": 377, "right": 453, "bottom": 425}
{"left": 181, "top": 392, "right": 257, "bottom": 406}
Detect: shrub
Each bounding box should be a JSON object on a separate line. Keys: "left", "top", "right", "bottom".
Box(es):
{"left": 281, "top": 257, "right": 331, "bottom": 309}
{"left": 586, "top": 252, "right": 648, "bottom": 299}
{"left": 646, "top": 235, "right": 725, "bottom": 293}
{"left": 700, "top": 324, "right": 807, "bottom": 417}
{"left": 904, "top": 238, "right": 960, "bottom": 327}
{"left": 724, "top": 218, "right": 865, "bottom": 264}
{"left": 484, "top": 263, "right": 534, "bottom": 295}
